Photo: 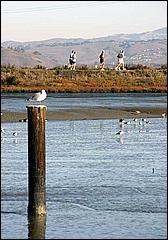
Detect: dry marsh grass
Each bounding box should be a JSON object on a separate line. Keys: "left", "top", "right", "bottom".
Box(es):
{"left": 1, "top": 65, "right": 167, "bottom": 93}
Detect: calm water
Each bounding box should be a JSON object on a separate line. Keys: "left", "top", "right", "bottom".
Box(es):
{"left": 1, "top": 92, "right": 167, "bottom": 112}
{"left": 1, "top": 115, "right": 167, "bottom": 239}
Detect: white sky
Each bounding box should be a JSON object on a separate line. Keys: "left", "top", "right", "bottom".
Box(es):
{"left": 1, "top": 1, "right": 167, "bottom": 42}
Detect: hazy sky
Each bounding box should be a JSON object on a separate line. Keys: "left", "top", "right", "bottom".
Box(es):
{"left": 1, "top": 1, "right": 167, "bottom": 42}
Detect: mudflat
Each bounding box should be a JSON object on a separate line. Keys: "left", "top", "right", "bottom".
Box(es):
{"left": 1, "top": 107, "right": 167, "bottom": 123}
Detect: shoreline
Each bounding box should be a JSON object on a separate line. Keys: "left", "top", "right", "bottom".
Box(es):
{"left": 1, "top": 107, "right": 167, "bottom": 123}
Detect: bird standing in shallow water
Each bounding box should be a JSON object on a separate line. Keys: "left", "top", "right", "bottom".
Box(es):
{"left": 1, "top": 128, "right": 5, "bottom": 134}
{"left": 13, "top": 131, "right": 18, "bottom": 137}
{"left": 116, "top": 130, "right": 124, "bottom": 135}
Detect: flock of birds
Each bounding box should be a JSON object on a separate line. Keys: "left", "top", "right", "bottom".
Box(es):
{"left": 1, "top": 113, "right": 167, "bottom": 144}
{"left": 113, "top": 115, "right": 166, "bottom": 147}
{"left": 115, "top": 117, "right": 152, "bottom": 136}
{"left": 114, "top": 117, "right": 155, "bottom": 145}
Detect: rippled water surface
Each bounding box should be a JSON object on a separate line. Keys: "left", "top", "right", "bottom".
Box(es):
{"left": 1, "top": 92, "right": 167, "bottom": 112}
{"left": 1, "top": 115, "right": 167, "bottom": 239}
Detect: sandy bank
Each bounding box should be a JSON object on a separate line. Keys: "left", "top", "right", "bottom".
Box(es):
{"left": 1, "top": 107, "right": 167, "bottom": 123}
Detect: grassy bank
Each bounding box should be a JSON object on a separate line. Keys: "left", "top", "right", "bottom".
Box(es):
{"left": 1, "top": 65, "right": 167, "bottom": 93}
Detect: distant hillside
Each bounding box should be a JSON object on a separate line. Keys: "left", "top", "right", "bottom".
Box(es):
{"left": 1, "top": 27, "right": 167, "bottom": 68}
{"left": 1, "top": 47, "right": 56, "bottom": 67}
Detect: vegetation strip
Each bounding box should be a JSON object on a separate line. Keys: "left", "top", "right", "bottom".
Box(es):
{"left": 1, "top": 65, "right": 167, "bottom": 93}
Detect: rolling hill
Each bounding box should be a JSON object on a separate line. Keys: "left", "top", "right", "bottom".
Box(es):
{"left": 1, "top": 27, "right": 167, "bottom": 68}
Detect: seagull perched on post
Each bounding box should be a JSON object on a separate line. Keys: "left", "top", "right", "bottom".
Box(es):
{"left": 26, "top": 89, "right": 47, "bottom": 103}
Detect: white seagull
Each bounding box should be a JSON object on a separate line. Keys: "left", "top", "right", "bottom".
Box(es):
{"left": 27, "top": 89, "right": 47, "bottom": 102}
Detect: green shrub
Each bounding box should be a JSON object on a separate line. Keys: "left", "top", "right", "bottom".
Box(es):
{"left": 160, "top": 64, "right": 167, "bottom": 69}
{"left": 6, "top": 75, "right": 17, "bottom": 86}
{"left": 125, "top": 64, "right": 149, "bottom": 70}
{"left": 1, "top": 64, "right": 16, "bottom": 72}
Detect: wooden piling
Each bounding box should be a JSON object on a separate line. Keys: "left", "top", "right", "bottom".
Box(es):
{"left": 26, "top": 105, "right": 47, "bottom": 216}
{"left": 28, "top": 214, "right": 46, "bottom": 239}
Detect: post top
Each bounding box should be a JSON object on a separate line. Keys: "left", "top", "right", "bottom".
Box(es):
{"left": 26, "top": 105, "right": 47, "bottom": 109}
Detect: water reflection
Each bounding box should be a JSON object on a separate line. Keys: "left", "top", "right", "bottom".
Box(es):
{"left": 116, "top": 136, "right": 124, "bottom": 144}
{"left": 99, "top": 120, "right": 104, "bottom": 133}
{"left": 1, "top": 92, "right": 167, "bottom": 112}
{"left": 13, "top": 138, "right": 18, "bottom": 144}
{"left": 69, "top": 121, "right": 75, "bottom": 132}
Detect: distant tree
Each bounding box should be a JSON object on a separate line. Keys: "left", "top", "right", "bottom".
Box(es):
{"left": 34, "top": 65, "right": 46, "bottom": 69}
{"left": 160, "top": 64, "right": 167, "bottom": 69}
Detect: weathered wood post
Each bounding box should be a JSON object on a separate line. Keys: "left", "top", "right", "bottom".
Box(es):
{"left": 26, "top": 105, "right": 47, "bottom": 216}
{"left": 28, "top": 214, "right": 46, "bottom": 239}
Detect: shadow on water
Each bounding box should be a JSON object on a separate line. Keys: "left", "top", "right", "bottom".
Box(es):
{"left": 28, "top": 213, "right": 46, "bottom": 239}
